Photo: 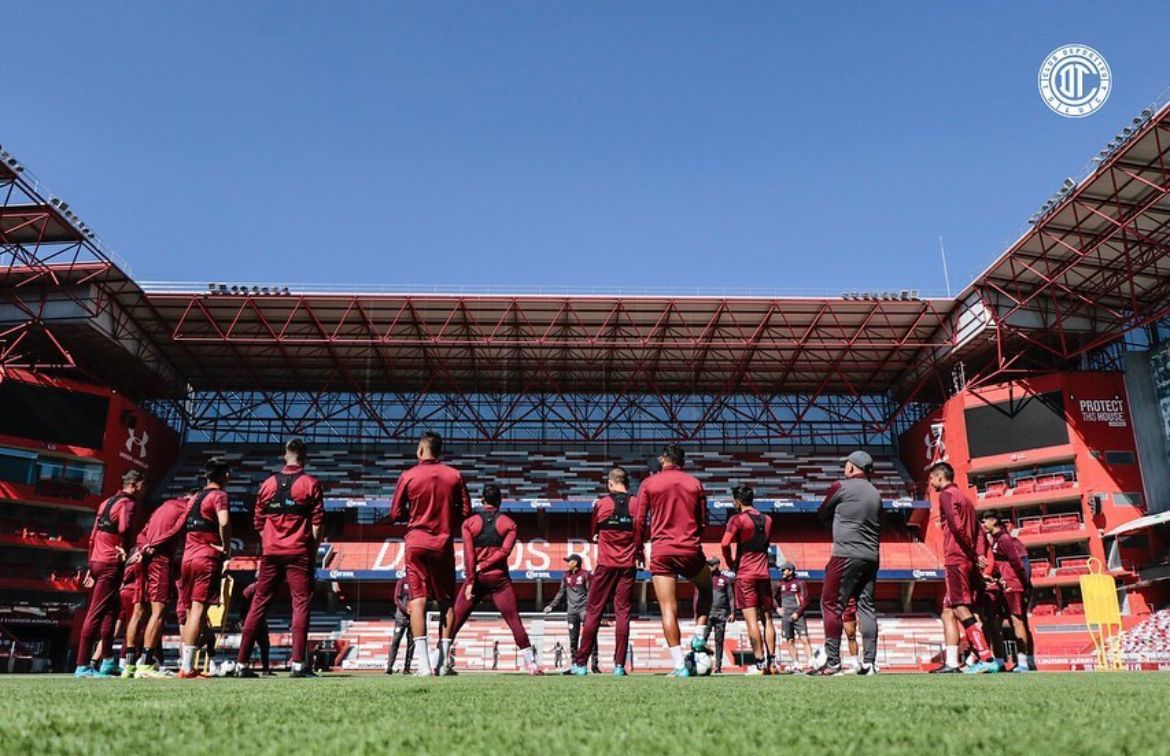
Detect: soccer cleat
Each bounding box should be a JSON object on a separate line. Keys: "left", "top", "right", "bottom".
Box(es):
{"left": 666, "top": 666, "right": 693, "bottom": 678}
{"left": 526, "top": 663, "right": 545, "bottom": 676}
{"left": 137, "top": 665, "right": 175, "bottom": 679}
{"left": 290, "top": 668, "right": 318, "bottom": 678}
{"left": 214, "top": 660, "right": 237, "bottom": 678}
{"left": 120, "top": 664, "right": 137, "bottom": 679}
{"left": 234, "top": 666, "right": 260, "bottom": 678}
{"left": 569, "top": 664, "right": 589, "bottom": 676}
{"left": 177, "top": 670, "right": 203, "bottom": 679}
{"left": 437, "top": 665, "right": 457, "bottom": 677}
{"left": 591, "top": 665, "right": 601, "bottom": 674}
{"left": 1011, "top": 665, "right": 1034, "bottom": 673}
{"left": 261, "top": 670, "right": 276, "bottom": 677}
{"left": 74, "top": 665, "right": 98, "bottom": 679}
{"left": 806, "top": 664, "right": 843, "bottom": 676}
{"left": 744, "top": 666, "right": 764, "bottom": 676}
{"left": 964, "top": 659, "right": 1003, "bottom": 674}
{"left": 612, "top": 665, "right": 627, "bottom": 677}
{"left": 857, "top": 663, "right": 879, "bottom": 676}
{"left": 98, "top": 660, "right": 122, "bottom": 677}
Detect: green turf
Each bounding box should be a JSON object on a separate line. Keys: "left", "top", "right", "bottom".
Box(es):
{"left": 0, "top": 672, "right": 1165, "bottom": 755}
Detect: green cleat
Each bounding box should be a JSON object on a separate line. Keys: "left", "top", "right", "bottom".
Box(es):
{"left": 120, "top": 664, "right": 137, "bottom": 679}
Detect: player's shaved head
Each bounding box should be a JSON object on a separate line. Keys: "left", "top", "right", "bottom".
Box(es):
{"left": 608, "top": 466, "right": 629, "bottom": 487}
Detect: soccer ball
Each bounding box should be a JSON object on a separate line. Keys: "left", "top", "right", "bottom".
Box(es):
{"left": 811, "top": 646, "right": 828, "bottom": 670}
{"left": 213, "top": 659, "right": 237, "bottom": 677}
{"left": 688, "top": 651, "right": 714, "bottom": 676}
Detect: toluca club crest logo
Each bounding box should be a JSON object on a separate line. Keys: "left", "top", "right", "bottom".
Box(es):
{"left": 924, "top": 422, "right": 947, "bottom": 468}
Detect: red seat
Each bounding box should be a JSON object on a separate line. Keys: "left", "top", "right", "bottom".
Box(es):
{"left": 1015, "top": 477, "right": 1036, "bottom": 495}
{"left": 985, "top": 481, "right": 1008, "bottom": 499}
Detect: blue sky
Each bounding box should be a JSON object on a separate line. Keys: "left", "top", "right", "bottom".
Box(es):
{"left": 5, "top": 2, "right": 1169, "bottom": 295}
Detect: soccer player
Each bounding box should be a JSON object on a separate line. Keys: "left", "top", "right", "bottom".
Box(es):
{"left": 133, "top": 487, "right": 195, "bottom": 677}
{"left": 572, "top": 466, "right": 641, "bottom": 676}
{"left": 640, "top": 444, "right": 714, "bottom": 677}
{"left": 385, "top": 571, "right": 415, "bottom": 674}
{"left": 704, "top": 556, "right": 734, "bottom": 673}
{"left": 981, "top": 510, "right": 1034, "bottom": 672}
{"left": 75, "top": 469, "right": 145, "bottom": 678}
{"left": 450, "top": 484, "right": 543, "bottom": 675}
{"left": 543, "top": 554, "right": 599, "bottom": 673}
{"left": 178, "top": 458, "right": 232, "bottom": 679}
{"left": 389, "top": 430, "right": 473, "bottom": 676}
{"left": 929, "top": 461, "right": 1000, "bottom": 674}
{"left": 811, "top": 450, "right": 881, "bottom": 676}
{"left": 721, "top": 484, "right": 775, "bottom": 675}
{"left": 774, "top": 561, "right": 813, "bottom": 672}
{"left": 236, "top": 439, "right": 324, "bottom": 678}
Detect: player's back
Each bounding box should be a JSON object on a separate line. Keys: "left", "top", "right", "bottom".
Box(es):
{"left": 939, "top": 484, "right": 977, "bottom": 565}
{"left": 640, "top": 467, "right": 706, "bottom": 556}
{"left": 394, "top": 460, "right": 470, "bottom": 551}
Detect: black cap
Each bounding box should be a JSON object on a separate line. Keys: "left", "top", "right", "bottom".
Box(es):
{"left": 564, "top": 554, "right": 583, "bottom": 564}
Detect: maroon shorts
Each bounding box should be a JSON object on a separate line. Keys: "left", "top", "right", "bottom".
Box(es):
{"left": 648, "top": 551, "right": 708, "bottom": 579}
{"left": 118, "top": 586, "right": 138, "bottom": 625}
{"left": 144, "top": 554, "right": 174, "bottom": 603}
{"left": 734, "top": 577, "right": 774, "bottom": 611}
{"left": 405, "top": 546, "right": 456, "bottom": 603}
{"left": 944, "top": 562, "right": 983, "bottom": 608}
{"left": 842, "top": 595, "right": 858, "bottom": 624}
{"left": 1001, "top": 590, "right": 1028, "bottom": 616}
{"left": 179, "top": 556, "right": 224, "bottom": 609}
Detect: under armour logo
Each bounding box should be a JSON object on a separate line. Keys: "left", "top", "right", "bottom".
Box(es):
{"left": 125, "top": 428, "right": 149, "bottom": 459}
{"left": 923, "top": 422, "right": 947, "bottom": 467}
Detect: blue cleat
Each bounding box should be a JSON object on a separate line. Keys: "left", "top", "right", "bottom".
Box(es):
{"left": 964, "top": 659, "right": 1003, "bottom": 674}
{"left": 569, "top": 664, "right": 589, "bottom": 676}
{"left": 666, "top": 666, "right": 693, "bottom": 678}
{"left": 74, "top": 665, "right": 98, "bottom": 679}
{"left": 612, "top": 665, "right": 627, "bottom": 677}
{"left": 97, "top": 660, "right": 122, "bottom": 677}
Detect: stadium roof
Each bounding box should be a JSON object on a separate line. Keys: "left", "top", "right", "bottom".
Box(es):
{"left": 4, "top": 94, "right": 1170, "bottom": 421}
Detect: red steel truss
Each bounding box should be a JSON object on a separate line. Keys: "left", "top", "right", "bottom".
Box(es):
{"left": 935, "top": 100, "right": 1170, "bottom": 392}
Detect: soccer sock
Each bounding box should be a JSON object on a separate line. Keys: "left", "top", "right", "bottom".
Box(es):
{"left": 668, "top": 645, "right": 685, "bottom": 669}
{"left": 125, "top": 648, "right": 138, "bottom": 665}
{"left": 521, "top": 647, "right": 535, "bottom": 666}
{"left": 439, "top": 639, "right": 453, "bottom": 668}
{"left": 945, "top": 645, "right": 959, "bottom": 668}
{"left": 413, "top": 637, "right": 432, "bottom": 672}
{"left": 291, "top": 661, "right": 303, "bottom": 672}
{"left": 960, "top": 617, "right": 993, "bottom": 662}
{"left": 693, "top": 624, "right": 708, "bottom": 643}
{"left": 180, "top": 644, "right": 195, "bottom": 673}
{"left": 142, "top": 649, "right": 156, "bottom": 666}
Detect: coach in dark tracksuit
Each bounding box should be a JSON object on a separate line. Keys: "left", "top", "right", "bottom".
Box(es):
{"left": 385, "top": 575, "right": 415, "bottom": 674}
{"left": 544, "top": 555, "right": 599, "bottom": 672}
{"left": 812, "top": 450, "right": 882, "bottom": 675}
{"left": 697, "top": 556, "right": 734, "bottom": 673}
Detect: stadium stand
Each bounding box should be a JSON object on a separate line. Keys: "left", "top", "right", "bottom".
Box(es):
{"left": 1122, "top": 609, "right": 1170, "bottom": 661}
{"left": 163, "top": 445, "right": 916, "bottom": 503}
{"left": 336, "top": 614, "right": 945, "bottom": 672}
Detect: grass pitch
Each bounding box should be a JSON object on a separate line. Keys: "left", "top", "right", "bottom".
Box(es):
{"left": 0, "top": 671, "right": 1166, "bottom": 755}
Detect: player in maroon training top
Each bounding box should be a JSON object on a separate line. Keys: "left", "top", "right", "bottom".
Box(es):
{"left": 774, "top": 561, "right": 813, "bottom": 672}
{"left": 75, "top": 469, "right": 145, "bottom": 678}
{"left": 639, "top": 445, "right": 713, "bottom": 677}
{"left": 389, "top": 430, "right": 473, "bottom": 676}
{"left": 929, "top": 462, "right": 999, "bottom": 673}
{"left": 572, "top": 466, "right": 642, "bottom": 676}
{"left": 981, "top": 510, "right": 1035, "bottom": 671}
{"left": 133, "top": 486, "right": 197, "bottom": 677}
{"left": 721, "top": 484, "right": 775, "bottom": 674}
{"left": 449, "top": 484, "right": 543, "bottom": 675}
{"left": 178, "top": 458, "right": 233, "bottom": 678}
{"left": 235, "top": 439, "right": 324, "bottom": 678}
